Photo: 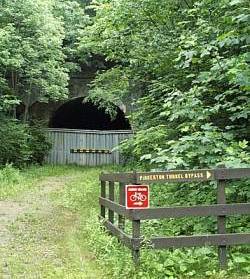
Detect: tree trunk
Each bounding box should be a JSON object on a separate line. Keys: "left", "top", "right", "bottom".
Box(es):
{"left": 23, "top": 103, "right": 29, "bottom": 122}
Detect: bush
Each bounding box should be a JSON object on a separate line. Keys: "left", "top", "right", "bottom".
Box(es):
{"left": 28, "top": 121, "right": 52, "bottom": 165}
{"left": 0, "top": 163, "right": 24, "bottom": 185}
{"left": 0, "top": 118, "right": 51, "bottom": 167}
{"left": 0, "top": 118, "right": 31, "bottom": 167}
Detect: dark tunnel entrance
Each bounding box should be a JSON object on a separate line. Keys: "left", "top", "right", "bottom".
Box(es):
{"left": 49, "top": 97, "right": 131, "bottom": 130}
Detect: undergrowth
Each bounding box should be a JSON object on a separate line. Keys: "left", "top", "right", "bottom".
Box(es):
{"left": 52, "top": 166, "right": 250, "bottom": 279}
{"left": 1, "top": 165, "right": 249, "bottom": 278}
{"left": 0, "top": 164, "right": 88, "bottom": 200}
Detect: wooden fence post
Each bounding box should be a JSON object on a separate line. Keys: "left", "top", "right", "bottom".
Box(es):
{"left": 217, "top": 167, "right": 227, "bottom": 270}
{"left": 108, "top": 181, "right": 115, "bottom": 223}
{"left": 99, "top": 168, "right": 250, "bottom": 270}
{"left": 118, "top": 182, "right": 125, "bottom": 230}
{"left": 101, "top": 180, "right": 106, "bottom": 218}
{"left": 132, "top": 220, "right": 141, "bottom": 265}
{"left": 132, "top": 170, "right": 141, "bottom": 265}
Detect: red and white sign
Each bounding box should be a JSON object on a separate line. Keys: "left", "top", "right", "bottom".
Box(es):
{"left": 126, "top": 185, "right": 149, "bottom": 209}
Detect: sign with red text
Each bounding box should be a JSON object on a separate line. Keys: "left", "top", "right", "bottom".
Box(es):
{"left": 126, "top": 185, "right": 149, "bottom": 209}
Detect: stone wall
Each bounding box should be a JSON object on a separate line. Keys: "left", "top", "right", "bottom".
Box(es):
{"left": 29, "top": 66, "right": 96, "bottom": 124}
{"left": 28, "top": 64, "right": 134, "bottom": 126}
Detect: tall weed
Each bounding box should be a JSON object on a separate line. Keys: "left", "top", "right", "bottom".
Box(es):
{"left": 0, "top": 164, "right": 24, "bottom": 199}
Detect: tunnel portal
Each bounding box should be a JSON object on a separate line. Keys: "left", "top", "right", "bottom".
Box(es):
{"left": 49, "top": 97, "right": 131, "bottom": 130}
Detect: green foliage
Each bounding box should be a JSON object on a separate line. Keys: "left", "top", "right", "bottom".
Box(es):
{"left": 0, "top": 164, "right": 85, "bottom": 200}
{"left": 87, "top": 67, "right": 132, "bottom": 113}
{"left": 0, "top": 0, "right": 68, "bottom": 109}
{"left": 52, "top": 166, "right": 249, "bottom": 279}
{"left": 55, "top": 0, "right": 90, "bottom": 69}
{"left": 0, "top": 165, "right": 248, "bottom": 277}
{"left": 0, "top": 164, "right": 26, "bottom": 199}
{"left": 0, "top": 119, "right": 31, "bottom": 167}
{"left": 0, "top": 164, "right": 24, "bottom": 188}
{"left": 80, "top": 0, "right": 250, "bottom": 170}
{"left": 0, "top": 0, "right": 89, "bottom": 119}
{"left": 0, "top": 118, "right": 51, "bottom": 167}
{"left": 0, "top": 0, "right": 249, "bottom": 276}
{"left": 28, "top": 122, "right": 52, "bottom": 165}
{"left": 76, "top": 4, "right": 250, "bottom": 276}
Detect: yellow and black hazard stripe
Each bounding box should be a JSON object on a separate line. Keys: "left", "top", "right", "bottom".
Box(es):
{"left": 70, "top": 148, "right": 111, "bottom": 154}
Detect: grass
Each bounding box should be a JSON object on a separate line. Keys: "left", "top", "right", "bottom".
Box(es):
{"left": 0, "top": 164, "right": 249, "bottom": 278}
{"left": 1, "top": 208, "right": 102, "bottom": 278}
{"left": 0, "top": 165, "right": 110, "bottom": 278}
{"left": 50, "top": 166, "right": 250, "bottom": 279}
{"left": 0, "top": 164, "right": 86, "bottom": 200}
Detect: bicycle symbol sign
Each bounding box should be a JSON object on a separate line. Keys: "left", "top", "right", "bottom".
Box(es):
{"left": 126, "top": 185, "right": 149, "bottom": 209}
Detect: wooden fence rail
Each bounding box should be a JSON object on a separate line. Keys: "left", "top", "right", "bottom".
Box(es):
{"left": 99, "top": 168, "right": 250, "bottom": 269}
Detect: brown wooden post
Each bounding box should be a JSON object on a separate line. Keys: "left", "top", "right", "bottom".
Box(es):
{"left": 217, "top": 167, "right": 227, "bottom": 270}
{"left": 132, "top": 220, "right": 141, "bottom": 265}
{"left": 132, "top": 170, "right": 141, "bottom": 265}
{"left": 108, "top": 181, "right": 115, "bottom": 223}
{"left": 101, "top": 180, "right": 106, "bottom": 218}
{"left": 118, "top": 182, "right": 126, "bottom": 230}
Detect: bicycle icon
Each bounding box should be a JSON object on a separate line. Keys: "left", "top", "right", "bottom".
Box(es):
{"left": 129, "top": 192, "right": 147, "bottom": 202}
{"left": 126, "top": 185, "right": 149, "bottom": 209}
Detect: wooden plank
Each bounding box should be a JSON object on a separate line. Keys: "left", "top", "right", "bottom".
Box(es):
{"left": 64, "top": 132, "right": 70, "bottom": 164}
{"left": 137, "top": 168, "right": 250, "bottom": 183}
{"left": 70, "top": 134, "right": 75, "bottom": 164}
{"left": 108, "top": 182, "right": 115, "bottom": 223}
{"left": 99, "top": 200, "right": 250, "bottom": 222}
{"left": 100, "top": 181, "right": 106, "bottom": 218}
{"left": 217, "top": 178, "right": 227, "bottom": 269}
{"left": 55, "top": 132, "right": 60, "bottom": 164}
{"left": 99, "top": 197, "right": 131, "bottom": 219}
{"left": 97, "top": 133, "right": 101, "bottom": 166}
{"left": 147, "top": 233, "right": 250, "bottom": 249}
{"left": 90, "top": 133, "right": 95, "bottom": 166}
{"left": 132, "top": 220, "right": 141, "bottom": 265}
{"left": 130, "top": 203, "right": 250, "bottom": 220}
{"left": 78, "top": 133, "right": 82, "bottom": 163}
{"left": 63, "top": 132, "right": 68, "bottom": 164}
{"left": 105, "top": 134, "right": 109, "bottom": 165}
{"left": 67, "top": 132, "right": 72, "bottom": 164}
{"left": 58, "top": 131, "right": 64, "bottom": 164}
{"left": 215, "top": 168, "right": 250, "bottom": 180}
{"left": 114, "top": 134, "right": 120, "bottom": 164}
{"left": 100, "top": 173, "right": 134, "bottom": 183}
{"left": 86, "top": 131, "right": 90, "bottom": 166}
{"left": 45, "top": 129, "right": 133, "bottom": 166}
{"left": 101, "top": 218, "right": 132, "bottom": 248}
{"left": 118, "top": 183, "right": 126, "bottom": 230}
{"left": 137, "top": 169, "right": 214, "bottom": 183}
{"left": 107, "top": 133, "right": 113, "bottom": 165}
{"left": 70, "top": 148, "right": 111, "bottom": 154}
{"left": 96, "top": 134, "right": 101, "bottom": 165}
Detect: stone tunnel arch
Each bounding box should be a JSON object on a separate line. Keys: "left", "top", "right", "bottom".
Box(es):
{"left": 48, "top": 97, "right": 131, "bottom": 130}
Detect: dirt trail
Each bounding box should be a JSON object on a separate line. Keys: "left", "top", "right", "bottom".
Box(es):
{"left": 0, "top": 177, "right": 73, "bottom": 247}
{"left": 0, "top": 175, "right": 102, "bottom": 279}
{"left": 0, "top": 176, "right": 79, "bottom": 279}
{"left": 0, "top": 201, "right": 26, "bottom": 245}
